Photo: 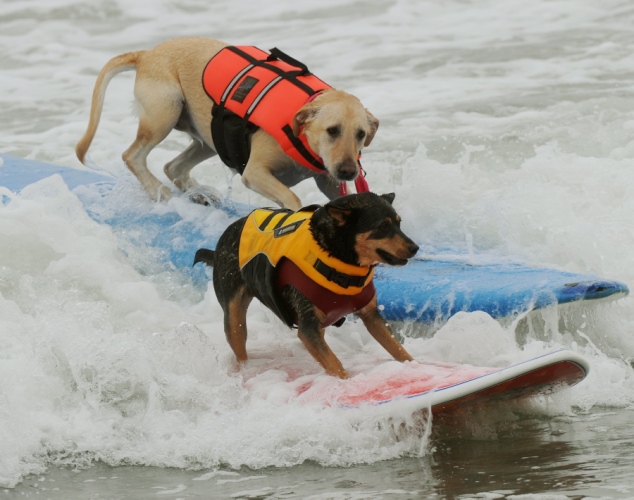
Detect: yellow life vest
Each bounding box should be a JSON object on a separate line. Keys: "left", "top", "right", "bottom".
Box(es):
{"left": 238, "top": 207, "right": 375, "bottom": 327}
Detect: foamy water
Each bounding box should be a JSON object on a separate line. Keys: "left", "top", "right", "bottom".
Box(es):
{"left": 2, "top": 0, "right": 634, "bottom": 495}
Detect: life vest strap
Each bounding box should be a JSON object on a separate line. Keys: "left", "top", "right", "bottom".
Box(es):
{"left": 313, "top": 258, "right": 371, "bottom": 289}
{"left": 281, "top": 125, "right": 327, "bottom": 172}
{"left": 224, "top": 46, "right": 317, "bottom": 98}
{"left": 257, "top": 208, "right": 294, "bottom": 231}
{"left": 267, "top": 47, "right": 310, "bottom": 76}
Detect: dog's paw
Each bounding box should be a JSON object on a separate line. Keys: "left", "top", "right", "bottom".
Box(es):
{"left": 185, "top": 186, "right": 223, "bottom": 207}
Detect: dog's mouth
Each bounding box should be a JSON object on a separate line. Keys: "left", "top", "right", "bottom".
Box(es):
{"left": 336, "top": 169, "right": 357, "bottom": 182}
{"left": 376, "top": 249, "right": 409, "bottom": 266}
{"left": 333, "top": 160, "right": 358, "bottom": 181}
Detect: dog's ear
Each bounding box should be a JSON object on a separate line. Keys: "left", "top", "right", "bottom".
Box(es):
{"left": 325, "top": 195, "right": 355, "bottom": 225}
{"left": 326, "top": 205, "right": 353, "bottom": 226}
{"left": 293, "top": 105, "right": 319, "bottom": 136}
{"left": 364, "top": 109, "right": 380, "bottom": 147}
{"left": 381, "top": 193, "right": 395, "bottom": 205}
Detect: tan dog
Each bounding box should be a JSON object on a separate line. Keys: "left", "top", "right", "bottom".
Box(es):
{"left": 76, "top": 37, "right": 379, "bottom": 210}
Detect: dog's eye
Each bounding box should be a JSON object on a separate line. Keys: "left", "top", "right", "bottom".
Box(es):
{"left": 326, "top": 126, "right": 341, "bottom": 138}
{"left": 368, "top": 219, "right": 394, "bottom": 240}
{"left": 356, "top": 130, "right": 366, "bottom": 141}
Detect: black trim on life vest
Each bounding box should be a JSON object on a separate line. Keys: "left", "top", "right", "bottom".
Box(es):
{"left": 273, "top": 211, "right": 294, "bottom": 229}
{"left": 257, "top": 208, "right": 293, "bottom": 231}
{"left": 281, "top": 125, "right": 327, "bottom": 172}
{"left": 226, "top": 46, "right": 316, "bottom": 96}
{"left": 313, "top": 259, "right": 371, "bottom": 289}
{"left": 210, "top": 104, "right": 257, "bottom": 174}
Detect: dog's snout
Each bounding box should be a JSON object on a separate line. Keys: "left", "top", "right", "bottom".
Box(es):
{"left": 394, "top": 233, "right": 419, "bottom": 260}
{"left": 335, "top": 160, "right": 358, "bottom": 181}
{"left": 406, "top": 241, "right": 419, "bottom": 258}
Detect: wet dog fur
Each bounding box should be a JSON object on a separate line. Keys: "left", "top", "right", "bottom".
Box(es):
{"left": 76, "top": 37, "right": 379, "bottom": 210}
{"left": 194, "top": 192, "right": 419, "bottom": 378}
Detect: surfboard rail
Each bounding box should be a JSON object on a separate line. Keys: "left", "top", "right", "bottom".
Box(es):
{"left": 334, "top": 350, "right": 589, "bottom": 416}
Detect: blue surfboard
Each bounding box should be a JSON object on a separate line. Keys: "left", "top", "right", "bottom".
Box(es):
{"left": 0, "top": 153, "right": 628, "bottom": 324}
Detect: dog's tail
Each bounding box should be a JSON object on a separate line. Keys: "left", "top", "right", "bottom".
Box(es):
{"left": 193, "top": 248, "right": 215, "bottom": 267}
{"left": 76, "top": 51, "right": 145, "bottom": 164}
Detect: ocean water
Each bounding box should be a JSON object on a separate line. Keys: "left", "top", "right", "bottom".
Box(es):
{"left": 2, "top": 0, "right": 634, "bottom": 498}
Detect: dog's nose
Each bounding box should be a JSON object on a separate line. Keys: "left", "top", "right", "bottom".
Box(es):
{"left": 406, "top": 241, "right": 419, "bottom": 257}
{"left": 335, "top": 160, "right": 358, "bottom": 181}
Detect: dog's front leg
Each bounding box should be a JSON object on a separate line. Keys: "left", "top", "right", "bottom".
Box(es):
{"left": 356, "top": 296, "right": 414, "bottom": 363}
{"left": 241, "top": 163, "right": 302, "bottom": 210}
{"left": 289, "top": 290, "right": 348, "bottom": 378}
{"left": 314, "top": 172, "right": 341, "bottom": 201}
{"left": 242, "top": 133, "right": 303, "bottom": 210}
{"left": 297, "top": 320, "right": 348, "bottom": 379}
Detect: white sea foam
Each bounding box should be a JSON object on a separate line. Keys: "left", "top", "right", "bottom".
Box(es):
{"left": 1, "top": 0, "right": 634, "bottom": 489}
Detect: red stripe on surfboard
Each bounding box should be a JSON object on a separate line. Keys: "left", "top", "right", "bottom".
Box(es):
{"left": 432, "top": 360, "right": 587, "bottom": 414}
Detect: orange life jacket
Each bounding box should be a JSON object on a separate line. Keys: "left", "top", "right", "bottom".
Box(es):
{"left": 239, "top": 206, "right": 376, "bottom": 327}
{"left": 203, "top": 46, "right": 331, "bottom": 174}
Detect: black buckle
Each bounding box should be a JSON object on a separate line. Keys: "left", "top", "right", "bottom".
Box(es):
{"left": 330, "top": 271, "right": 350, "bottom": 289}
{"left": 314, "top": 259, "right": 356, "bottom": 289}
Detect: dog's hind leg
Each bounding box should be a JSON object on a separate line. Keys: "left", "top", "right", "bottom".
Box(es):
{"left": 224, "top": 286, "right": 253, "bottom": 363}
{"left": 163, "top": 139, "right": 215, "bottom": 192}
{"left": 121, "top": 83, "right": 184, "bottom": 201}
{"left": 164, "top": 141, "right": 220, "bottom": 205}
{"left": 210, "top": 218, "right": 252, "bottom": 361}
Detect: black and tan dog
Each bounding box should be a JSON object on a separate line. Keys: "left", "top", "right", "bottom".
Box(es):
{"left": 194, "top": 192, "right": 419, "bottom": 378}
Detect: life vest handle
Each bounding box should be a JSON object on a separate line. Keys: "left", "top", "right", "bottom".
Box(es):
{"left": 267, "top": 47, "right": 311, "bottom": 76}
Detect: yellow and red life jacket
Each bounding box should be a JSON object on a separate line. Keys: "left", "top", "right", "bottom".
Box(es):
{"left": 238, "top": 206, "right": 376, "bottom": 327}
{"left": 202, "top": 46, "right": 370, "bottom": 194}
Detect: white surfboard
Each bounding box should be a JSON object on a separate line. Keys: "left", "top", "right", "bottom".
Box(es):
{"left": 294, "top": 350, "right": 588, "bottom": 417}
